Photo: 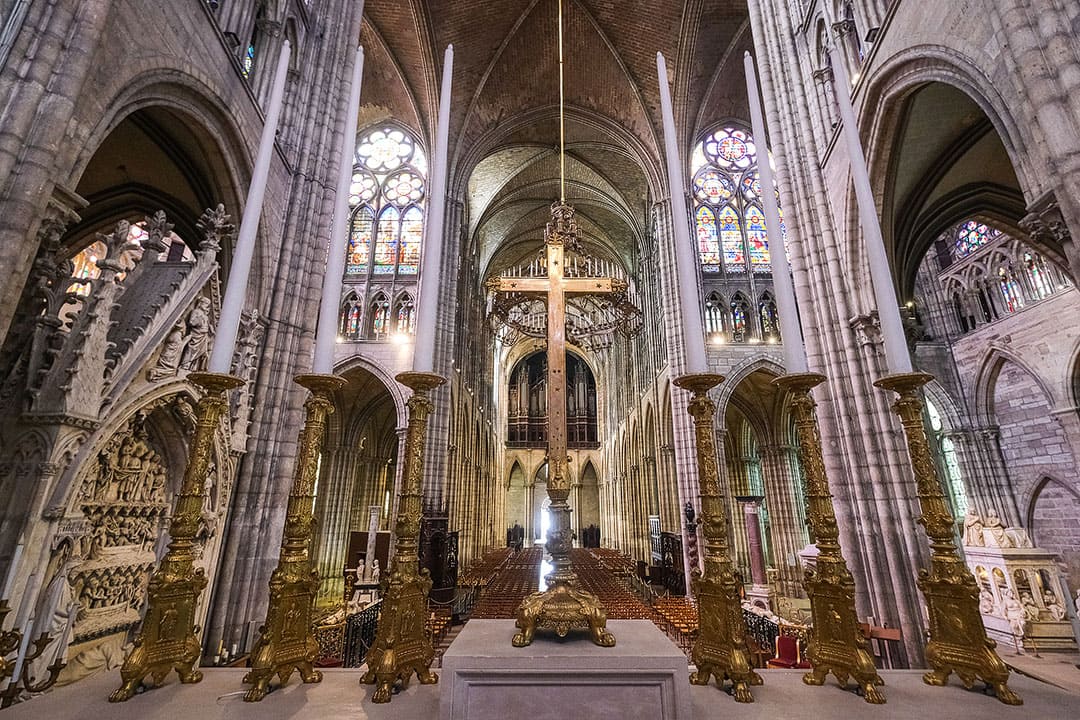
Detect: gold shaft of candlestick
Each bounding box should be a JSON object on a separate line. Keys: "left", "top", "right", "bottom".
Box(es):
{"left": 874, "top": 372, "right": 1021, "bottom": 706}
{"left": 774, "top": 373, "right": 885, "bottom": 704}
{"left": 674, "top": 373, "right": 761, "bottom": 703}
{"left": 110, "top": 372, "right": 245, "bottom": 702}
{"left": 361, "top": 372, "right": 444, "bottom": 703}
{"left": 242, "top": 374, "right": 346, "bottom": 702}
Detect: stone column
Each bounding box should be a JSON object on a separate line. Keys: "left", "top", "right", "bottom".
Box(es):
{"left": 739, "top": 497, "right": 775, "bottom": 611}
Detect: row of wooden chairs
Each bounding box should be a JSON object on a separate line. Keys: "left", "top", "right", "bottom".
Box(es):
{"left": 457, "top": 547, "right": 515, "bottom": 586}
{"left": 470, "top": 547, "right": 543, "bottom": 618}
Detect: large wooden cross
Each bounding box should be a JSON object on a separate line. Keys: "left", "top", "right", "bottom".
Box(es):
{"left": 487, "top": 201, "right": 620, "bottom": 647}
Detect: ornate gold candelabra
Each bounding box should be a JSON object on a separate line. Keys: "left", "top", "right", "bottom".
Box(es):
{"left": 874, "top": 372, "right": 1021, "bottom": 705}
{"left": 0, "top": 601, "right": 67, "bottom": 707}
{"left": 242, "top": 374, "right": 346, "bottom": 701}
{"left": 110, "top": 372, "right": 244, "bottom": 702}
{"left": 361, "top": 372, "right": 443, "bottom": 703}
{"left": 774, "top": 373, "right": 885, "bottom": 703}
{"left": 675, "top": 374, "right": 761, "bottom": 703}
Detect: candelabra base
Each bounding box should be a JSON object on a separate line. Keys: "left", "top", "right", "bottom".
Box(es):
{"left": 109, "top": 372, "right": 244, "bottom": 703}
{"left": 675, "top": 372, "right": 760, "bottom": 704}
{"left": 875, "top": 372, "right": 1021, "bottom": 706}
{"left": 689, "top": 574, "right": 762, "bottom": 703}
{"left": 360, "top": 568, "right": 437, "bottom": 703}
{"left": 773, "top": 373, "right": 885, "bottom": 704}
{"left": 512, "top": 580, "right": 615, "bottom": 648}
{"left": 241, "top": 374, "right": 344, "bottom": 702}
{"left": 359, "top": 372, "right": 444, "bottom": 704}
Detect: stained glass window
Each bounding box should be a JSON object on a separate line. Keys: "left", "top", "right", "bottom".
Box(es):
{"left": 704, "top": 128, "right": 756, "bottom": 170}
{"left": 346, "top": 304, "right": 361, "bottom": 337}
{"left": 395, "top": 296, "right": 416, "bottom": 334}
{"left": 759, "top": 294, "right": 779, "bottom": 338}
{"left": 955, "top": 221, "right": 992, "bottom": 258}
{"left": 696, "top": 206, "right": 720, "bottom": 273}
{"left": 691, "top": 126, "right": 778, "bottom": 278}
{"left": 1024, "top": 252, "right": 1053, "bottom": 299}
{"left": 347, "top": 208, "right": 373, "bottom": 275}
{"left": 373, "top": 206, "right": 398, "bottom": 274}
{"left": 719, "top": 206, "right": 744, "bottom": 273}
{"left": 731, "top": 294, "right": 750, "bottom": 341}
{"left": 343, "top": 126, "right": 427, "bottom": 283}
{"left": 242, "top": 44, "right": 255, "bottom": 78}
{"left": 371, "top": 296, "right": 390, "bottom": 338}
{"left": 398, "top": 207, "right": 423, "bottom": 274}
{"left": 998, "top": 266, "right": 1024, "bottom": 313}
{"left": 694, "top": 170, "right": 735, "bottom": 205}
{"left": 746, "top": 205, "right": 771, "bottom": 272}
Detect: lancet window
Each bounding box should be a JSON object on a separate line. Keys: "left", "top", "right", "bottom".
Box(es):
{"left": 339, "top": 124, "right": 428, "bottom": 342}
{"left": 691, "top": 127, "right": 778, "bottom": 277}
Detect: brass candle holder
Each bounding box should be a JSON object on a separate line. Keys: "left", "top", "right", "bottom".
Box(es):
{"left": 242, "top": 374, "right": 346, "bottom": 701}
{"left": 361, "top": 372, "right": 444, "bottom": 703}
{"left": 674, "top": 373, "right": 761, "bottom": 703}
{"left": 774, "top": 373, "right": 885, "bottom": 703}
{"left": 110, "top": 372, "right": 244, "bottom": 702}
{"left": 875, "top": 372, "right": 1021, "bottom": 705}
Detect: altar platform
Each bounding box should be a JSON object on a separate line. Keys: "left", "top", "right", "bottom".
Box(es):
{"left": 7, "top": 661, "right": 1079, "bottom": 720}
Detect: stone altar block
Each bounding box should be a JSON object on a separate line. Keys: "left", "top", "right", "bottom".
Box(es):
{"left": 439, "top": 619, "right": 693, "bottom": 720}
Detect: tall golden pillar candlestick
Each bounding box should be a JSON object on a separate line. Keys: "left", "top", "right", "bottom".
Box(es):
{"left": 774, "top": 373, "right": 885, "bottom": 703}
{"left": 110, "top": 372, "right": 244, "bottom": 702}
{"left": 875, "top": 372, "right": 1021, "bottom": 705}
{"left": 242, "top": 374, "right": 346, "bottom": 701}
{"left": 361, "top": 372, "right": 444, "bottom": 703}
{"left": 675, "top": 373, "right": 761, "bottom": 703}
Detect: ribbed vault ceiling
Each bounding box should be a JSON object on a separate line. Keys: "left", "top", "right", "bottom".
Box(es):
{"left": 358, "top": 0, "right": 753, "bottom": 280}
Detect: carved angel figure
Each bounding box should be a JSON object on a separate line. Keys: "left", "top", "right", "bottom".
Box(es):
{"left": 961, "top": 508, "right": 985, "bottom": 547}
{"left": 148, "top": 324, "right": 185, "bottom": 381}
{"left": 179, "top": 297, "right": 212, "bottom": 371}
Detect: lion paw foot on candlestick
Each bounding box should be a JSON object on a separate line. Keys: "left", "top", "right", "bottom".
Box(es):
{"left": 418, "top": 669, "right": 438, "bottom": 684}
{"left": 370, "top": 680, "right": 393, "bottom": 703}
{"left": 299, "top": 665, "right": 323, "bottom": 684}
{"left": 861, "top": 682, "right": 886, "bottom": 704}
{"left": 802, "top": 668, "right": 827, "bottom": 686}
{"left": 178, "top": 668, "right": 202, "bottom": 684}
{"left": 922, "top": 668, "right": 950, "bottom": 686}
{"left": 689, "top": 667, "right": 713, "bottom": 686}
{"left": 108, "top": 682, "right": 140, "bottom": 703}
{"left": 730, "top": 680, "right": 755, "bottom": 703}
{"left": 242, "top": 681, "right": 271, "bottom": 703}
{"left": 991, "top": 682, "right": 1023, "bottom": 706}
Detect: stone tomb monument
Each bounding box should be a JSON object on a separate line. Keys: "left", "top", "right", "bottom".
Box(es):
{"left": 962, "top": 508, "right": 1078, "bottom": 651}
{"left": 439, "top": 619, "right": 693, "bottom": 720}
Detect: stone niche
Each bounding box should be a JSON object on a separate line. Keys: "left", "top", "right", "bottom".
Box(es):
{"left": 966, "top": 542, "right": 1078, "bottom": 652}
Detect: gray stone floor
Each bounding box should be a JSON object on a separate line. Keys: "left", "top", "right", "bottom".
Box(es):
{"left": 7, "top": 666, "right": 1080, "bottom": 719}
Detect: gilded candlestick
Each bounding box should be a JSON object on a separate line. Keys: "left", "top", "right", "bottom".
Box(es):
{"left": 361, "top": 372, "right": 444, "bottom": 703}
{"left": 875, "top": 372, "right": 1020, "bottom": 705}
{"left": 242, "top": 374, "right": 346, "bottom": 701}
{"left": 774, "top": 373, "right": 885, "bottom": 703}
{"left": 110, "top": 372, "right": 244, "bottom": 702}
{"left": 675, "top": 373, "right": 761, "bottom": 703}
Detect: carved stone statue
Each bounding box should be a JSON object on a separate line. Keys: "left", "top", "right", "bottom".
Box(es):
{"left": 981, "top": 509, "right": 1013, "bottom": 548}
{"left": 1002, "top": 588, "right": 1026, "bottom": 637}
{"left": 962, "top": 508, "right": 985, "bottom": 547}
{"left": 1043, "top": 591, "right": 1066, "bottom": 621}
{"left": 147, "top": 324, "right": 185, "bottom": 381}
{"left": 979, "top": 588, "right": 996, "bottom": 615}
{"left": 30, "top": 542, "right": 78, "bottom": 680}
{"left": 1020, "top": 591, "right": 1040, "bottom": 622}
{"left": 371, "top": 559, "right": 380, "bottom": 585}
{"left": 179, "top": 296, "right": 211, "bottom": 371}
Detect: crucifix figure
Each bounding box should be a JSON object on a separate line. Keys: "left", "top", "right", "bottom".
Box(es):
{"left": 487, "top": 201, "right": 618, "bottom": 647}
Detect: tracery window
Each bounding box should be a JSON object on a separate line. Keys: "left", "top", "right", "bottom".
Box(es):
{"left": 997, "top": 265, "right": 1024, "bottom": 313}
{"left": 758, "top": 292, "right": 779, "bottom": 341}
{"left": 704, "top": 292, "right": 725, "bottom": 340}
{"left": 394, "top": 295, "right": 416, "bottom": 335}
{"left": 953, "top": 220, "right": 997, "bottom": 259}
{"left": 691, "top": 127, "right": 779, "bottom": 277}
{"left": 345, "top": 126, "right": 427, "bottom": 278}
{"left": 730, "top": 293, "right": 751, "bottom": 343}
{"left": 370, "top": 294, "right": 390, "bottom": 340}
